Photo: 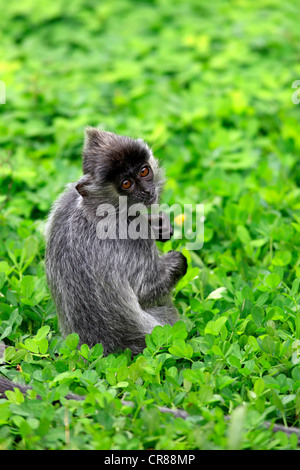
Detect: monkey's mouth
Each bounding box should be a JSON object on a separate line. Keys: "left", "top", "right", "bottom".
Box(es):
{"left": 146, "top": 194, "right": 157, "bottom": 206}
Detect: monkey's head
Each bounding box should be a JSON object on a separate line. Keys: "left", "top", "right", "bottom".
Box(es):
{"left": 75, "top": 127, "right": 165, "bottom": 209}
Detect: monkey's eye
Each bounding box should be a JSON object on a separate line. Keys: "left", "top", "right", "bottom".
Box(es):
{"left": 121, "top": 179, "right": 132, "bottom": 190}
{"left": 140, "top": 166, "right": 149, "bottom": 177}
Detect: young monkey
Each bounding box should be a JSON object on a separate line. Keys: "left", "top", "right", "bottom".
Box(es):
{"left": 45, "top": 128, "right": 187, "bottom": 355}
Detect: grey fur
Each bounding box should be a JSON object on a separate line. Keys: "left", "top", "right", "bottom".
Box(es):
{"left": 45, "top": 128, "right": 187, "bottom": 355}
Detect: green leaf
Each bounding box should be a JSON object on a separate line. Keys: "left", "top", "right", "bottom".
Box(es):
{"left": 0, "top": 261, "right": 12, "bottom": 275}
{"left": 20, "top": 276, "right": 35, "bottom": 299}
{"left": 251, "top": 306, "right": 264, "bottom": 327}
{"left": 151, "top": 324, "right": 173, "bottom": 348}
{"left": 236, "top": 225, "right": 251, "bottom": 244}
{"left": 65, "top": 333, "right": 79, "bottom": 350}
{"left": 291, "top": 279, "right": 299, "bottom": 296}
{"left": 228, "top": 355, "right": 240, "bottom": 368}
{"left": 24, "top": 338, "right": 39, "bottom": 354}
{"left": 254, "top": 378, "right": 265, "bottom": 396}
{"left": 0, "top": 403, "right": 11, "bottom": 424}
{"left": 175, "top": 267, "right": 199, "bottom": 292}
{"left": 38, "top": 338, "right": 48, "bottom": 355}
{"left": 0, "top": 272, "right": 6, "bottom": 290}
{"left": 169, "top": 339, "right": 193, "bottom": 358}
{"left": 249, "top": 238, "right": 268, "bottom": 247}
{"left": 80, "top": 344, "right": 90, "bottom": 359}
{"left": 35, "top": 325, "right": 50, "bottom": 342}
{"left": 227, "top": 406, "right": 246, "bottom": 450}
{"left": 24, "top": 237, "right": 39, "bottom": 261}
{"left": 265, "top": 273, "right": 281, "bottom": 289}
{"left": 198, "top": 384, "right": 214, "bottom": 404}
{"left": 272, "top": 251, "right": 292, "bottom": 267}
{"left": 204, "top": 316, "right": 227, "bottom": 336}
{"left": 206, "top": 287, "right": 227, "bottom": 300}
{"left": 257, "top": 335, "right": 277, "bottom": 355}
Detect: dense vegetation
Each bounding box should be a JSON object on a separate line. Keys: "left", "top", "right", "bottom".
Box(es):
{"left": 0, "top": 0, "right": 300, "bottom": 450}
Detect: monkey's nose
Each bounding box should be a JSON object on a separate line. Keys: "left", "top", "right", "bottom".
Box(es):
{"left": 141, "top": 189, "right": 151, "bottom": 197}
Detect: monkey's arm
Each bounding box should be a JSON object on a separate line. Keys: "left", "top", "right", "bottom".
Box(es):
{"left": 135, "top": 250, "right": 187, "bottom": 305}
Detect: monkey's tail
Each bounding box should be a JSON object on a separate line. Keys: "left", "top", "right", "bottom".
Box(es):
{"left": 0, "top": 342, "right": 82, "bottom": 401}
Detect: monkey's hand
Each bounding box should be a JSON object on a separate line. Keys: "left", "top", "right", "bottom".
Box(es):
{"left": 164, "top": 250, "right": 188, "bottom": 283}
{"left": 148, "top": 212, "right": 173, "bottom": 242}
{"left": 135, "top": 249, "right": 187, "bottom": 303}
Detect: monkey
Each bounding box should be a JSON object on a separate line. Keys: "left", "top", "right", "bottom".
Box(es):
{"left": 1, "top": 131, "right": 299, "bottom": 441}
{"left": 44, "top": 128, "right": 188, "bottom": 355}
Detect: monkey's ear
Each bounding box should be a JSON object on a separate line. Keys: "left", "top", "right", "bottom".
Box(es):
{"left": 83, "top": 127, "right": 110, "bottom": 152}
{"left": 83, "top": 127, "right": 113, "bottom": 174}
{"left": 75, "top": 174, "right": 93, "bottom": 198}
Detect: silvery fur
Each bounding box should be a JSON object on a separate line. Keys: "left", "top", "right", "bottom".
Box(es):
{"left": 44, "top": 128, "right": 187, "bottom": 355}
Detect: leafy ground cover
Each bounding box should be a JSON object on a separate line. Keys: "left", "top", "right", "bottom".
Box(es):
{"left": 0, "top": 0, "right": 300, "bottom": 450}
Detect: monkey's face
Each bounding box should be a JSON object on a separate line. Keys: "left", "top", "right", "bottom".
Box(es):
{"left": 75, "top": 128, "right": 165, "bottom": 209}
{"left": 116, "top": 162, "right": 158, "bottom": 207}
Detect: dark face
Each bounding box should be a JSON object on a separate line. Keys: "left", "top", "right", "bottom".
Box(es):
{"left": 116, "top": 162, "right": 157, "bottom": 206}
{"left": 76, "top": 128, "right": 164, "bottom": 209}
